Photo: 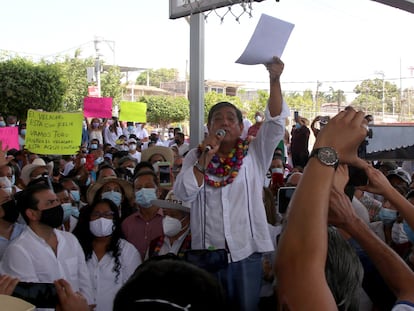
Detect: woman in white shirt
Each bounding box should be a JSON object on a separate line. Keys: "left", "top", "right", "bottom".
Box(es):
{"left": 73, "top": 198, "right": 142, "bottom": 311}
{"left": 103, "top": 117, "right": 123, "bottom": 147}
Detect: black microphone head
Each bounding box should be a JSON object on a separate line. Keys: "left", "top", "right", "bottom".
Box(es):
{"left": 215, "top": 129, "right": 226, "bottom": 137}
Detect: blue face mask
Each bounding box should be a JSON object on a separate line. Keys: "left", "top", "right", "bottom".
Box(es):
{"left": 71, "top": 206, "right": 80, "bottom": 218}
{"left": 379, "top": 207, "right": 398, "bottom": 225}
{"left": 102, "top": 191, "right": 122, "bottom": 207}
{"left": 135, "top": 188, "right": 157, "bottom": 208}
{"left": 20, "top": 129, "right": 26, "bottom": 135}
{"left": 90, "top": 143, "right": 98, "bottom": 150}
{"left": 403, "top": 221, "right": 414, "bottom": 244}
{"left": 70, "top": 190, "right": 80, "bottom": 203}
{"left": 0, "top": 121, "right": 5, "bottom": 127}
{"left": 295, "top": 122, "right": 301, "bottom": 129}
{"left": 128, "top": 125, "right": 134, "bottom": 132}
{"left": 62, "top": 203, "right": 73, "bottom": 222}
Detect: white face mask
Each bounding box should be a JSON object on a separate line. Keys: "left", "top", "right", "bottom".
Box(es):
{"left": 255, "top": 116, "right": 263, "bottom": 122}
{"left": 271, "top": 167, "right": 284, "bottom": 174}
{"left": 162, "top": 215, "right": 184, "bottom": 237}
{"left": 89, "top": 217, "right": 114, "bottom": 237}
{"left": 0, "top": 176, "right": 12, "bottom": 194}
{"left": 129, "top": 144, "right": 137, "bottom": 151}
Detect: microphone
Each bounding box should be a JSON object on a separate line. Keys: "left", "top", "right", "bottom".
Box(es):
{"left": 204, "top": 129, "right": 226, "bottom": 153}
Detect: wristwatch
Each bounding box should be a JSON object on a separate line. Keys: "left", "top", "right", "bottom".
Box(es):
{"left": 309, "top": 147, "right": 339, "bottom": 169}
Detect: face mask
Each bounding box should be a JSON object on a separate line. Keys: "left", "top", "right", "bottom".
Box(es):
{"left": 20, "top": 129, "right": 26, "bottom": 136}
{"left": 1, "top": 200, "right": 19, "bottom": 223}
{"left": 162, "top": 216, "right": 185, "bottom": 237}
{"left": 403, "top": 221, "right": 414, "bottom": 244}
{"left": 168, "top": 133, "right": 174, "bottom": 139}
{"left": 39, "top": 205, "right": 64, "bottom": 228}
{"left": 0, "top": 177, "right": 12, "bottom": 194}
{"left": 128, "top": 125, "right": 134, "bottom": 131}
{"left": 90, "top": 143, "right": 98, "bottom": 150}
{"left": 92, "top": 122, "right": 100, "bottom": 128}
{"left": 8, "top": 124, "right": 16, "bottom": 127}
{"left": 70, "top": 190, "right": 80, "bottom": 203}
{"left": 129, "top": 144, "right": 137, "bottom": 151}
{"left": 71, "top": 206, "right": 80, "bottom": 218}
{"left": 135, "top": 188, "right": 157, "bottom": 208}
{"left": 120, "top": 145, "right": 129, "bottom": 151}
{"left": 271, "top": 167, "right": 284, "bottom": 174}
{"left": 94, "top": 157, "right": 104, "bottom": 166}
{"left": 89, "top": 218, "right": 114, "bottom": 237}
{"left": 379, "top": 207, "right": 398, "bottom": 225}
{"left": 107, "top": 120, "right": 113, "bottom": 126}
{"left": 62, "top": 203, "right": 73, "bottom": 222}
{"left": 0, "top": 121, "right": 5, "bottom": 127}
{"left": 101, "top": 191, "right": 122, "bottom": 207}
{"left": 295, "top": 123, "right": 301, "bottom": 129}
{"left": 80, "top": 158, "right": 86, "bottom": 165}
{"left": 255, "top": 116, "right": 263, "bottom": 122}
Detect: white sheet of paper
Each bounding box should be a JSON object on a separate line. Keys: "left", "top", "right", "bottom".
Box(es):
{"left": 236, "top": 14, "right": 295, "bottom": 65}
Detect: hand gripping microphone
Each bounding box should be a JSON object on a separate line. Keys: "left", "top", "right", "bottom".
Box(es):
{"left": 204, "top": 129, "right": 226, "bottom": 153}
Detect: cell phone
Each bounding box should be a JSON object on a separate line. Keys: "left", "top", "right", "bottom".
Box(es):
{"left": 294, "top": 111, "right": 299, "bottom": 121}
{"left": 158, "top": 162, "right": 172, "bottom": 187}
{"left": 12, "top": 282, "right": 58, "bottom": 308}
{"left": 277, "top": 186, "right": 296, "bottom": 214}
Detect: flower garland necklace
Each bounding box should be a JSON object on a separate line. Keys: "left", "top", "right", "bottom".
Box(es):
{"left": 198, "top": 138, "right": 249, "bottom": 188}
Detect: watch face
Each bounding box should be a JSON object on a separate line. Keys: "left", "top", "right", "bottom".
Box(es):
{"left": 319, "top": 148, "right": 338, "bottom": 166}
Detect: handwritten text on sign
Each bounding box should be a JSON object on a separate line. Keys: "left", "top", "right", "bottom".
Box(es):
{"left": 25, "top": 110, "right": 83, "bottom": 155}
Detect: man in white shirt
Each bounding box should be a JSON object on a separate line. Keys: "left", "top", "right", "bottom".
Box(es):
{"left": 170, "top": 132, "right": 189, "bottom": 157}
{"left": 1, "top": 184, "right": 94, "bottom": 309}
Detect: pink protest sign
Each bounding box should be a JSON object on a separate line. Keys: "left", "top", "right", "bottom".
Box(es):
{"left": 83, "top": 97, "right": 113, "bottom": 118}
{"left": 0, "top": 127, "right": 19, "bottom": 150}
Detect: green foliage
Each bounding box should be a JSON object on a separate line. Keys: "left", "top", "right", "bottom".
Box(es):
{"left": 136, "top": 68, "right": 179, "bottom": 88}
{"left": 101, "top": 66, "right": 125, "bottom": 107}
{"left": 352, "top": 78, "right": 399, "bottom": 113}
{"left": 0, "top": 57, "right": 65, "bottom": 120}
{"left": 57, "top": 51, "right": 93, "bottom": 112}
{"left": 139, "top": 95, "right": 189, "bottom": 128}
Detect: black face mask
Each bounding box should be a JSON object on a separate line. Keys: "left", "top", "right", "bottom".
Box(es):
{"left": 39, "top": 205, "right": 64, "bottom": 228}
{"left": 1, "top": 200, "right": 19, "bottom": 223}
{"left": 174, "top": 139, "right": 181, "bottom": 144}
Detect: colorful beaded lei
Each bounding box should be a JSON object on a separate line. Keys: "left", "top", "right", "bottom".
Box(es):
{"left": 198, "top": 138, "right": 249, "bottom": 188}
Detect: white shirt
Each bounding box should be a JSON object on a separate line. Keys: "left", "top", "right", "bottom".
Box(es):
{"left": 174, "top": 101, "right": 289, "bottom": 262}
{"left": 171, "top": 142, "right": 190, "bottom": 157}
{"left": 393, "top": 302, "right": 414, "bottom": 311}
{"left": 129, "top": 150, "right": 141, "bottom": 162}
{"left": 1, "top": 227, "right": 93, "bottom": 305}
{"left": 0, "top": 222, "right": 25, "bottom": 260}
{"left": 136, "top": 127, "right": 149, "bottom": 140}
{"left": 103, "top": 126, "right": 123, "bottom": 147}
{"left": 87, "top": 239, "right": 141, "bottom": 311}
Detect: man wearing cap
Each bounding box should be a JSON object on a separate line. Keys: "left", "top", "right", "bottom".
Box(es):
{"left": 148, "top": 190, "right": 191, "bottom": 258}
{"left": 20, "top": 158, "right": 54, "bottom": 188}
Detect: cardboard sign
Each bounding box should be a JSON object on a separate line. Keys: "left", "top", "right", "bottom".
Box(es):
{"left": 0, "top": 127, "right": 19, "bottom": 150}
{"left": 83, "top": 97, "right": 113, "bottom": 118}
{"left": 119, "top": 101, "right": 147, "bottom": 122}
{"left": 25, "top": 110, "right": 83, "bottom": 155}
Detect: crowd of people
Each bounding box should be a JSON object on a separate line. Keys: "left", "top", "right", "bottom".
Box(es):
{"left": 0, "top": 56, "right": 413, "bottom": 311}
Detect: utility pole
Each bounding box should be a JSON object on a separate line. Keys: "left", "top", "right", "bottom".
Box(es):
{"left": 94, "top": 37, "right": 102, "bottom": 97}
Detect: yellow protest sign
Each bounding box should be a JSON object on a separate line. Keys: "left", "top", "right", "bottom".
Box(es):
{"left": 25, "top": 110, "right": 83, "bottom": 155}
{"left": 119, "top": 101, "right": 147, "bottom": 122}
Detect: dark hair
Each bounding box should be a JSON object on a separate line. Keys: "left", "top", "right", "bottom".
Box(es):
{"left": 134, "top": 170, "right": 159, "bottom": 187}
{"left": 207, "top": 101, "right": 242, "bottom": 125}
{"left": 72, "top": 199, "right": 123, "bottom": 282}
{"left": 113, "top": 256, "right": 227, "bottom": 311}
{"left": 96, "top": 164, "right": 118, "bottom": 180}
{"left": 16, "top": 184, "right": 51, "bottom": 224}
{"left": 134, "top": 161, "right": 155, "bottom": 178}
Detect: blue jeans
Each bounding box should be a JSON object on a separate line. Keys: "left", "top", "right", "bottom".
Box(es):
{"left": 215, "top": 252, "right": 263, "bottom": 311}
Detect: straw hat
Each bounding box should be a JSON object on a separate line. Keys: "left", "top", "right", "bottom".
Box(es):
{"left": 141, "top": 146, "right": 174, "bottom": 164}
{"left": 20, "top": 158, "right": 54, "bottom": 186}
{"left": 86, "top": 176, "right": 134, "bottom": 205}
{"left": 151, "top": 190, "right": 190, "bottom": 213}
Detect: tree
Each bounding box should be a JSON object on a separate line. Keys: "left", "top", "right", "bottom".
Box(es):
{"left": 352, "top": 78, "right": 399, "bottom": 114}
{"left": 101, "top": 66, "right": 125, "bottom": 107}
{"left": 136, "top": 68, "right": 179, "bottom": 88}
{"left": 0, "top": 57, "right": 65, "bottom": 120}
{"left": 204, "top": 91, "right": 242, "bottom": 123}
{"left": 140, "top": 95, "right": 189, "bottom": 130}
{"left": 57, "top": 50, "right": 93, "bottom": 112}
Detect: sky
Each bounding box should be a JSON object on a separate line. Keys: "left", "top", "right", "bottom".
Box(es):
{"left": 2, "top": 0, "right": 414, "bottom": 100}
